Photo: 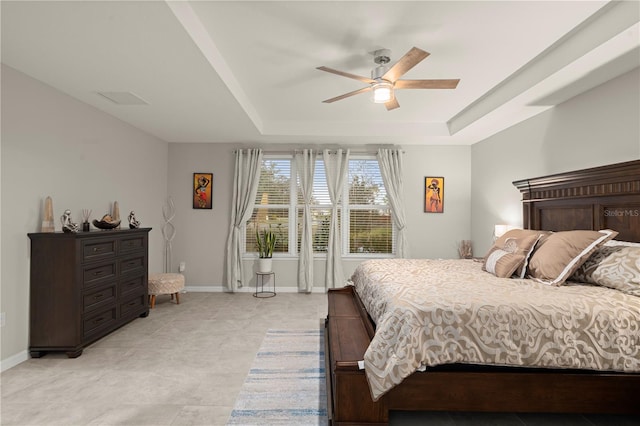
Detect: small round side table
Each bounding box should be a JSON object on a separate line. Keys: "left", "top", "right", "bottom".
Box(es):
{"left": 254, "top": 272, "right": 276, "bottom": 298}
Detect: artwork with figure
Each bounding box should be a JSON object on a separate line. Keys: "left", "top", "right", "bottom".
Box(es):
{"left": 193, "top": 173, "right": 213, "bottom": 209}
{"left": 424, "top": 176, "right": 444, "bottom": 213}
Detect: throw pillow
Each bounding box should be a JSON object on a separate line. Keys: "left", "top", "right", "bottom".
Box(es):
{"left": 527, "top": 229, "right": 618, "bottom": 286}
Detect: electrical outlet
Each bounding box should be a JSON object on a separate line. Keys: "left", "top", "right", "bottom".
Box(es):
{"left": 0, "top": 312, "right": 5, "bottom": 327}
{"left": 179, "top": 261, "right": 186, "bottom": 272}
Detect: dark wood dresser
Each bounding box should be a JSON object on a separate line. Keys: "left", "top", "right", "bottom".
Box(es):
{"left": 28, "top": 227, "right": 151, "bottom": 358}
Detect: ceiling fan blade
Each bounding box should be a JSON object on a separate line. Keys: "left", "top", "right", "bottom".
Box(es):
{"left": 382, "top": 47, "right": 430, "bottom": 83}
{"left": 395, "top": 79, "right": 460, "bottom": 89}
{"left": 385, "top": 98, "right": 400, "bottom": 111}
{"left": 316, "top": 66, "right": 376, "bottom": 84}
{"left": 322, "top": 86, "right": 372, "bottom": 103}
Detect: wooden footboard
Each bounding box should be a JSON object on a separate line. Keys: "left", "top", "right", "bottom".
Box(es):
{"left": 326, "top": 286, "right": 640, "bottom": 425}
{"left": 325, "top": 286, "right": 388, "bottom": 425}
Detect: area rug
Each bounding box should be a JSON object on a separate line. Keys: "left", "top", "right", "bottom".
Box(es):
{"left": 227, "top": 329, "right": 327, "bottom": 425}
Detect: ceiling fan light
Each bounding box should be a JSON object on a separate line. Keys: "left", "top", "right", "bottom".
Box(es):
{"left": 372, "top": 81, "right": 393, "bottom": 103}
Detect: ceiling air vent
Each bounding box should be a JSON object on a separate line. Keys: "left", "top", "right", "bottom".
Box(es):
{"left": 97, "top": 91, "right": 149, "bottom": 105}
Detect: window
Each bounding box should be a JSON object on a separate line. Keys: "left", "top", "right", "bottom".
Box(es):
{"left": 346, "top": 158, "right": 392, "bottom": 255}
{"left": 246, "top": 158, "right": 292, "bottom": 255}
{"left": 245, "top": 154, "right": 393, "bottom": 257}
{"left": 297, "top": 160, "right": 331, "bottom": 253}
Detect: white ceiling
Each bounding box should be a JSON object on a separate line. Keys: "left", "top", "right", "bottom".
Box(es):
{"left": 2, "top": 1, "right": 639, "bottom": 146}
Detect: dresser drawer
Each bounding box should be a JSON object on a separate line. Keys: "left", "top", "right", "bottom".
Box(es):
{"left": 83, "top": 262, "right": 117, "bottom": 287}
{"left": 83, "top": 283, "right": 117, "bottom": 312}
{"left": 119, "top": 294, "right": 146, "bottom": 317}
{"left": 120, "top": 274, "right": 145, "bottom": 298}
{"left": 120, "top": 235, "right": 146, "bottom": 254}
{"left": 120, "top": 255, "right": 145, "bottom": 276}
{"left": 83, "top": 306, "right": 117, "bottom": 338}
{"left": 82, "top": 239, "right": 117, "bottom": 262}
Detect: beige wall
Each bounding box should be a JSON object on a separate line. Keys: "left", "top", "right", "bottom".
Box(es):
{"left": 166, "top": 143, "right": 471, "bottom": 291}
{"left": 470, "top": 68, "right": 640, "bottom": 255}
{"left": 1, "top": 65, "right": 169, "bottom": 368}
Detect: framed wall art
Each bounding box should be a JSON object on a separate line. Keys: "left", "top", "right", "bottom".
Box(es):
{"left": 193, "top": 173, "right": 213, "bottom": 209}
{"left": 424, "top": 176, "right": 444, "bottom": 213}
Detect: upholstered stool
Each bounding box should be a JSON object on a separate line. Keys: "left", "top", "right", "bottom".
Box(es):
{"left": 148, "top": 273, "right": 185, "bottom": 308}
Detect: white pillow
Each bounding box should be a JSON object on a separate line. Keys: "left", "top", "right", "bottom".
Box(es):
{"left": 605, "top": 240, "right": 640, "bottom": 248}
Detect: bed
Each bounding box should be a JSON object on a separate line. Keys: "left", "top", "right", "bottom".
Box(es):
{"left": 324, "top": 159, "right": 640, "bottom": 425}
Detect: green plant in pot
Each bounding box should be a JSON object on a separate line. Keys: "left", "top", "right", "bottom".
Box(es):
{"left": 256, "top": 227, "right": 277, "bottom": 272}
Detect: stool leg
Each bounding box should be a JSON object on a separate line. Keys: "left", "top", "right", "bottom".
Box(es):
{"left": 150, "top": 295, "right": 156, "bottom": 309}
{"left": 175, "top": 292, "right": 180, "bottom": 304}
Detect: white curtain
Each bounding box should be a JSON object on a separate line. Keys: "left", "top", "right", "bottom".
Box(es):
{"left": 377, "top": 149, "right": 409, "bottom": 258}
{"left": 323, "top": 149, "right": 350, "bottom": 289}
{"left": 225, "top": 148, "right": 263, "bottom": 292}
{"left": 295, "top": 150, "right": 316, "bottom": 293}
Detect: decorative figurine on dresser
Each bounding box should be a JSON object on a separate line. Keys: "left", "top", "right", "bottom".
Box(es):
{"left": 60, "top": 209, "right": 79, "bottom": 233}
{"left": 41, "top": 196, "right": 55, "bottom": 232}
{"left": 27, "top": 227, "right": 152, "bottom": 358}
{"left": 128, "top": 211, "right": 140, "bottom": 229}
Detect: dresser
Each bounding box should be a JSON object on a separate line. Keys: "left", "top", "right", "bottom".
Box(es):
{"left": 28, "top": 228, "right": 151, "bottom": 358}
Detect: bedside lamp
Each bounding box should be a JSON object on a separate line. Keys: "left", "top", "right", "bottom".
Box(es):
{"left": 493, "top": 224, "right": 513, "bottom": 241}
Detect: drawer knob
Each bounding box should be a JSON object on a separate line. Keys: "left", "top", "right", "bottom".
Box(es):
{"left": 93, "top": 271, "right": 103, "bottom": 276}
{"left": 94, "top": 293, "right": 104, "bottom": 300}
{"left": 94, "top": 317, "right": 104, "bottom": 324}
{"left": 93, "top": 247, "right": 103, "bottom": 253}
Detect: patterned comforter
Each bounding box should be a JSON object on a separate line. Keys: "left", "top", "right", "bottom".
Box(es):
{"left": 351, "top": 258, "right": 640, "bottom": 401}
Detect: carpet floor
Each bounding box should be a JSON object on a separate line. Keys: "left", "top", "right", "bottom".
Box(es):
{"left": 227, "top": 329, "right": 327, "bottom": 425}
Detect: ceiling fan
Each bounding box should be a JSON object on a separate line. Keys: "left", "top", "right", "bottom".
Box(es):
{"left": 317, "top": 47, "right": 459, "bottom": 111}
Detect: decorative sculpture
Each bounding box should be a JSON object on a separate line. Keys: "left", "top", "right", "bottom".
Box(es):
{"left": 458, "top": 240, "right": 473, "bottom": 259}
{"left": 162, "top": 197, "right": 176, "bottom": 273}
{"left": 60, "top": 209, "right": 79, "bottom": 233}
{"left": 93, "top": 214, "right": 121, "bottom": 229}
{"left": 128, "top": 211, "right": 140, "bottom": 229}
{"left": 112, "top": 201, "right": 121, "bottom": 228}
{"left": 41, "top": 196, "right": 55, "bottom": 232}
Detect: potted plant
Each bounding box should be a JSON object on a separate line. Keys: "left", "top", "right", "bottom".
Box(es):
{"left": 256, "top": 226, "right": 277, "bottom": 272}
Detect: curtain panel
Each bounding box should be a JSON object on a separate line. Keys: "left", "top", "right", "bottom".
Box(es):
{"left": 225, "top": 148, "right": 263, "bottom": 292}
{"left": 323, "top": 149, "right": 350, "bottom": 289}
{"left": 295, "top": 150, "right": 316, "bottom": 293}
{"left": 377, "top": 149, "right": 408, "bottom": 258}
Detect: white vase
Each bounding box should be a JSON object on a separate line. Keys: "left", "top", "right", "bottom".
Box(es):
{"left": 258, "top": 258, "right": 272, "bottom": 273}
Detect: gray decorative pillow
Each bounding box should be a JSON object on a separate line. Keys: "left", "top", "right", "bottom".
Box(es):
{"left": 572, "top": 245, "right": 640, "bottom": 296}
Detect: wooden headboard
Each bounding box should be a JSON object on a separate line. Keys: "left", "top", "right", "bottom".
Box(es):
{"left": 513, "top": 160, "right": 640, "bottom": 243}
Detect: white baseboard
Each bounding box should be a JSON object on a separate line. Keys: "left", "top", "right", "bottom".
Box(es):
{"left": 184, "top": 285, "right": 226, "bottom": 292}
{"left": 1, "top": 350, "right": 28, "bottom": 372}
{"left": 184, "top": 285, "right": 327, "bottom": 294}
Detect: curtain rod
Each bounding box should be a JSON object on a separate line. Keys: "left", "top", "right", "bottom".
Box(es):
{"left": 234, "top": 147, "right": 405, "bottom": 155}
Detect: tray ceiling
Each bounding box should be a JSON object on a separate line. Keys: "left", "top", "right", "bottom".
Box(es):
{"left": 2, "top": 1, "right": 638, "bottom": 145}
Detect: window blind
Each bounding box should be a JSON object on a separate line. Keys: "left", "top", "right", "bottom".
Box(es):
{"left": 347, "top": 159, "right": 393, "bottom": 254}
{"left": 247, "top": 158, "right": 291, "bottom": 254}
